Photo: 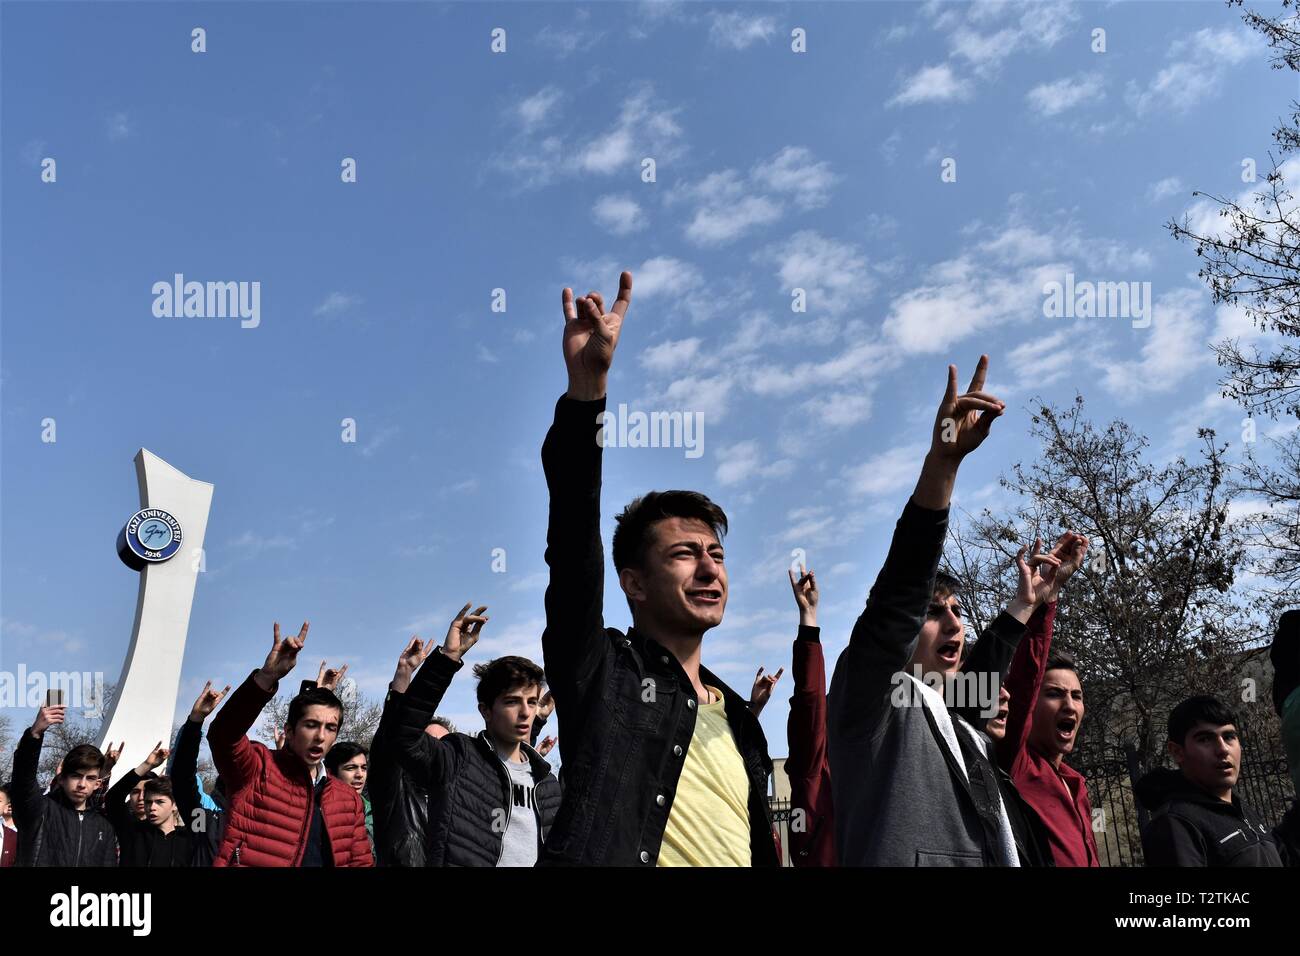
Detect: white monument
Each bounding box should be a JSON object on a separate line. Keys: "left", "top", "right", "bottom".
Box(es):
{"left": 98, "top": 449, "right": 213, "bottom": 783}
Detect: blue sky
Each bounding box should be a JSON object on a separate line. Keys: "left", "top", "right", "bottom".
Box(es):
{"left": 3, "top": 0, "right": 1297, "bottom": 766}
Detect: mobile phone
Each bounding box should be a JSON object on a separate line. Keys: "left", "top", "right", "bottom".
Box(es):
{"left": 299, "top": 679, "right": 318, "bottom": 695}
{"left": 46, "top": 689, "right": 66, "bottom": 707}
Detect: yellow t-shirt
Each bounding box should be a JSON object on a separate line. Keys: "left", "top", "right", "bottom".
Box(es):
{"left": 657, "top": 686, "right": 751, "bottom": 867}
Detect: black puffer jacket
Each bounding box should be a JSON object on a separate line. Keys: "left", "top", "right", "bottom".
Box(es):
{"left": 11, "top": 730, "right": 119, "bottom": 867}
{"left": 1136, "top": 767, "right": 1282, "bottom": 867}
{"left": 394, "top": 649, "right": 561, "bottom": 866}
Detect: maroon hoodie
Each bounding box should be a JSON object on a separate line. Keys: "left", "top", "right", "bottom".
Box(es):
{"left": 785, "top": 625, "right": 836, "bottom": 866}
{"left": 996, "top": 601, "right": 1099, "bottom": 867}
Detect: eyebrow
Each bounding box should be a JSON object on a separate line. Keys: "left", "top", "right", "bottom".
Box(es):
{"left": 665, "top": 540, "right": 722, "bottom": 551}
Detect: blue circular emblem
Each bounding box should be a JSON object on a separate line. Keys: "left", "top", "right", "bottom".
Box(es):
{"left": 117, "top": 508, "right": 183, "bottom": 570}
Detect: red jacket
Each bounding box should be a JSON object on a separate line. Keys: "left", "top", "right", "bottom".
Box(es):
{"left": 997, "top": 602, "right": 1100, "bottom": 867}
{"left": 785, "top": 625, "right": 836, "bottom": 866}
{"left": 209, "top": 672, "right": 373, "bottom": 868}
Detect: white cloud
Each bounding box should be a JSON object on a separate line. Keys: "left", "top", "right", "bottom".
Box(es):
{"left": 1127, "top": 26, "right": 1262, "bottom": 116}
{"left": 686, "top": 192, "right": 782, "bottom": 245}
{"left": 361, "top": 424, "right": 400, "bottom": 457}
{"left": 758, "top": 230, "right": 874, "bottom": 317}
{"left": 708, "top": 12, "right": 777, "bottom": 49}
{"left": 592, "top": 194, "right": 646, "bottom": 235}
{"left": 106, "top": 112, "right": 132, "bottom": 141}
{"left": 751, "top": 146, "right": 840, "bottom": 210}
{"left": 641, "top": 337, "right": 702, "bottom": 374}
{"left": 1147, "top": 176, "right": 1184, "bottom": 203}
{"left": 843, "top": 443, "right": 929, "bottom": 498}
{"left": 1026, "top": 73, "right": 1104, "bottom": 117}
{"left": 1100, "top": 288, "right": 1211, "bottom": 400}
{"left": 314, "top": 292, "right": 362, "bottom": 317}
{"left": 888, "top": 63, "right": 970, "bottom": 107}
{"left": 715, "top": 440, "right": 794, "bottom": 486}
{"left": 517, "top": 87, "right": 563, "bottom": 131}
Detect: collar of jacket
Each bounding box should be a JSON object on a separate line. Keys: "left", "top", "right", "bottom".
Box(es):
{"left": 475, "top": 730, "right": 553, "bottom": 781}
{"left": 627, "top": 626, "right": 773, "bottom": 776}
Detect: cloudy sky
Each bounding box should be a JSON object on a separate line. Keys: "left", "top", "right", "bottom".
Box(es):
{"left": 3, "top": 1, "right": 1296, "bottom": 768}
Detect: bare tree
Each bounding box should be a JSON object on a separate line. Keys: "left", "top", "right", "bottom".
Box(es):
{"left": 943, "top": 398, "right": 1264, "bottom": 772}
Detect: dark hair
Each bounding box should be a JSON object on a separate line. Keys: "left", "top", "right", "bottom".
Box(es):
{"left": 611, "top": 490, "right": 728, "bottom": 573}
{"left": 0, "top": 782, "right": 11, "bottom": 800}
{"left": 428, "top": 715, "right": 456, "bottom": 733}
{"left": 1270, "top": 609, "right": 1300, "bottom": 717}
{"left": 324, "top": 742, "right": 368, "bottom": 774}
{"left": 1168, "top": 695, "right": 1239, "bottom": 746}
{"left": 61, "top": 744, "right": 105, "bottom": 777}
{"left": 472, "top": 656, "right": 546, "bottom": 710}
{"left": 287, "top": 687, "right": 343, "bottom": 729}
{"left": 142, "top": 777, "right": 174, "bottom": 802}
{"left": 932, "top": 572, "right": 962, "bottom": 602}
{"left": 1046, "top": 650, "right": 1077, "bottom": 674}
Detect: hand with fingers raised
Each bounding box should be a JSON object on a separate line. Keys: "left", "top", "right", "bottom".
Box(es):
{"left": 255, "top": 621, "right": 310, "bottom": 692}
{"left": 392, "top": 635, "right": 436, "bottom": 694}
{"left": 1006, "top": 538, "right": 1062, "bottom": 623}
{"left": 135, "top": 741, "right": 170, "bottom": 777}
{"left": 562, "top": 271, "right": 633, "bottom": 401}
{"left": 788, "top": 564, "right": 819, "bottom": 628}
{"left": 749, "top": 666, "right": 786, "bottom": 717}
{"left": 315, "top": 661, "right": 349, "bottom": 694}
{"left": 441, "top": 603, "right": 489, "bottom": 664}
{"left": 1046, "top": 532, "right": 1089, "bottom": 603}
{"left": 915, "top": 355, "right": 1006, "bottom": 509}
{"left": 537, "top": 736, "right": 557, "bottom": 758}
{"left": 189, "top": 680, "right": 231, "bottom": 724}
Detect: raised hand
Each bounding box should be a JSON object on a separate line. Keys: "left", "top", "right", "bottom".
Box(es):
{"left": 537, "top": 736, "right": 557, "bottom": 758}
{"left": 442, "top": 603, "right": 489, "bottom": 663}
{"left": 788, "top": 565, "right": 819, "bottom": 627}
{"left": 315, "top": 660, "right": 349, "bottom": 693}
{"left": 748, "top": 666, "right": 785, "bottom": 717}
{"left": 104, "top": 741, "right": 125, "bottom": 769}
{"left": 1007, "top": 538, "right": 1062, "bottom": 622}
{"left": 1046, "top": 532, "right": 1089, "bottom": 602}
{"left": 190, "top": 680, "right": 231, "bottom": 723}
{"left": 562, "top": 271, "right": 632, "bottom": 401}
{"left": 929, "top": 355, "right": 1005, "bottom": 462}
{"left": 274, "top": 728, "right": 286, "bottom": 751}
{"left": 32, "top": 705, "right": 66, "bottom": 736}
{"left": 257, "top": 621, "right": 309, "bottom": 690}
{"left": 538, "top": 690, "right": 555, "bottom": 721}
{"left": 392, "top": 636, "right": 435, "bottom": 694}
{"left": 138, "top": 741, "right": 169, "bottom": 773}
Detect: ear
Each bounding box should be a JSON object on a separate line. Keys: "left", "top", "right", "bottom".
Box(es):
{"left": 478, "top": 702, "right": 491, "bottom": 724}
{"left": 1167, "top": 739, "right": 1183, "bottom": 766}
{"left": 619, "top": 567, "right": 647, "bottom": 603}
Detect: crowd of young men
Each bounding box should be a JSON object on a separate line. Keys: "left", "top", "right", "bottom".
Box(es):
{"left": 4, "top": 270, "right": 1297, "bottom": 868}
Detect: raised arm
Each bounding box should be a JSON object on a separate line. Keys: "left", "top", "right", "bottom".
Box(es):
{"left": 12, "top": 706, "right": 63, "bottom": 830}
{"left": 829, "top": 357, "right": 1006, "bottom": 738}
{"left": 172, "top": 680, "right": 229, "bottom": 822}
{"left": 541, "top": 271, "right": 632, "bottom": 703}
{"left": 785, "top": 566, "right": 826, "bottom": 780}
{"left": 394, "top": 606, "right": 485, "bottom": 788}
{"left": 209, "top": 622, "right": 308, "bottom": 791}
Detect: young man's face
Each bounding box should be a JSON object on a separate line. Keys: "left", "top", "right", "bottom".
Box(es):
{"left": 130, "top": 779, "right": 149, "bottom": 820}
{"left": 144, "top": 793, "right": 176, "bottom": 828}
{"left": 620, "top": 516, "right": 727, "bottom": 634}
{"left": 908, "top": 591, "right": 965, "bottom": 676}
{"left": 285, "top": 705, "right": 341, "bottom": 767}
{"left": 1029, "top": 668, "right": 1084, "bottom": 759}
{"left": 480, "top": 683, "right": 541, "bottom": 748}
{"left": 59, "top": 766, "right": 102, "bottom": 810}
{"left": 985, "top": 685, "right": 1011, "bottom": 741}
{"left": 1171, "top": 721, "right": 1240, "bottom": 797}
{"left": 333, "top": 753, "right": 368, "bottom": 792}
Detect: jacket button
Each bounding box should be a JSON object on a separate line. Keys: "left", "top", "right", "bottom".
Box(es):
{"left": 687, "top": 699, "right": 696, "bottom": 710}
{"left": 673, "top": 745, "right": 683, "bottom": 757}
{"left": 639, "top": 850, "right": 651, "bottom": 864}
{"left": 656, "top": 794, "right": 665, "bottom": 806}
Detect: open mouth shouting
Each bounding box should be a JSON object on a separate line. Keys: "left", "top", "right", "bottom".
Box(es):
{"left": 936, "top": 639, "right": 961, "bottom": 668}
{"left": 1055, "top": 714, "right": 1078, "bottom": 744}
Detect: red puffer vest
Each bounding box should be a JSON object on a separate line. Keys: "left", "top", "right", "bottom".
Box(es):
{"left": 209, "top": 672, "right": 373, "bottom": 868}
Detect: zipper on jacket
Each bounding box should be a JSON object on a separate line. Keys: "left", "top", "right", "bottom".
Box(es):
{"left": 75, "top": 811, "right": 84, "bottom": 865}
